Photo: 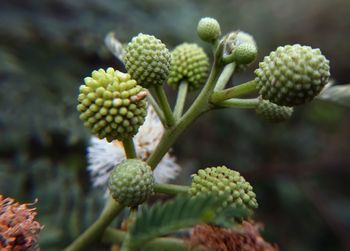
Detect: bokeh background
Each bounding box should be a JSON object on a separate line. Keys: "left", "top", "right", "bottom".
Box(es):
{"left": 1, "top": 0, "right": 350, "bottom": 250}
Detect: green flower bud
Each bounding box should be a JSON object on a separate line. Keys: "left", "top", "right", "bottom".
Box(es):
{"left": 256, "top": 98, "right": 293, "bottom": 122}
{"left": 168, "top": 43, "right": 209, "bottom": 91}
{"left": 77, "top": 68, "right": 147, "bottom": 142}
{"left": 224, "top": 31, "right": 257, "bottom": 69}
{"left": 124, "top": 33, "right": 171, "bottom": 88}
{"left": 189, "top": 166, "right": 258, "bottom": 215}
{"left": 197, "top": 17, "right": 221, "bottom": 42}
{"left": 255, "top": 44, "right": 330, "bottom": 106}
{"left": 108, "top": 159, "right": 154, "bottom": 207}
{"left": 233, "top": 43, "right": 257, "bottom": 65}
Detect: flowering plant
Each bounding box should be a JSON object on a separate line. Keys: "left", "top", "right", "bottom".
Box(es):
{"left": 66, "top": 17, "right": 331, "bottom": 251}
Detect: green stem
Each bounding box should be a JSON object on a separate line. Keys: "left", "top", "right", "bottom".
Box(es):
{"left": 211, "top": 79, "right": 257, "bottom": 103}
{"left": 122, "top": 138, "right": 137, "bottom": 159}
{"left": 103, "top": 228, "right": 188, "bottom": 251}
{"left": 64, "top": 198, "right": 123, "bottom": 251}
{"left": 222, "top": 53, "right": 236, "bottom": 64}
{"left": 215, "top": 98, "right": 259, "bottom": 109}
{"left": 147, "top": 93, "right": 167, "bottom": 126}
{"left": 147, "top": 60, "right": 222, "bottom": 169}
{"left": 154, "top": 183, "right": 190, "bottom": 195}
{"left": 173, "top": 81, "right": 188, "bottom": 120}
{"left": 214, "top": 62, "right": 236, "bottom": 91}
{"left": 154, "top": 85, "right": 176, "bottom": 127}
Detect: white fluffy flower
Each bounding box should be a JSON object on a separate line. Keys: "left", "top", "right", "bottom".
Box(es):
{"left": 87, "top": 106, "right": 181, "bottom": 189}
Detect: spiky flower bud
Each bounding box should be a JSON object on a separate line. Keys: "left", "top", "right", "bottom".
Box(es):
{"left": 124, "top": 33, "right": 171, "bottom": 88}
{"left": 0, "top": 195, "right": 41, "bottom": 250}
{"left": 255, "top": 44, "right": 330, "bottom": 106}
{"left": 256, "top": 98, "right": 293, "bottom": 122}
{"left": 77, "top": 68, "right": 147, "bottom": 142}
{"left": 189, "top": 166, "right": 258, "bottom": 214}
{"left": 197, "top": 17, "right": 221, "bottom": 42}
{"left": 108, "top": 159, "right": 154, "bottom": 207}
{"left": 168, "top": 43, "right": 209, "bottom": 91}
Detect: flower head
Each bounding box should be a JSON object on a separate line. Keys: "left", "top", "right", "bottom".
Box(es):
{"left": 0, "top": 195, "right": 41, "bottom": 250}
{"left": 88, "top": 106, "right": 181, "bottom": 191}
{"left": 190, "top": 222, "right": 279, "bottom": 251}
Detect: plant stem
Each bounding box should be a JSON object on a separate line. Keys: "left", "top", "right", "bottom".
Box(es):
{"left": 64, "top": 198, "right": 123, "bottom": 251}
{"left": 154, "top": 85, "right": 176, "bottom": 127}
{"left": 215, "top": 98, "right": 259, "bottom": 109}
{"left": 122, "top": 138, "right": 137, "bottom": 159}
{"left": 154, "top": 183, "right": 189, "bottom": 195}
{"left": 210, "top": 79, "right": 257, "bottom": 103}
{"left": 222, "top": 53, "right": 236, "bottom": 64}
{"left": 173, "top": 81, "right": 188, "bottom": 120}
{"left": 147, "top": 93, "right": 167, "bottom": 126}
{"left": 214, "top": 62, "right": 236, "bottom": 91}
{"left": 103, "top": 228, "right": 188, "bottom": 251}
{"left": 147, "top": 60, "right": 222, "bottom": 169}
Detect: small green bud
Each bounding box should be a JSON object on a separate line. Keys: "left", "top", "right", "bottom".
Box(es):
{"left": 77, "top": 68, "right": 147, "bottom": 142}
{"left": 197, "top": 17, "right": 221, "bottom": 42}
{"left": 224, "top": 31, "right": 257, "bottom": 70}
{"left": 168, "top": 43, "right": 209, "bottom": 91}
{"left": 124, "top": 33, "right": 171, "bottom": 88}
{"left": 256, "top": 98, "right": 293, "bottom": 122}
{"left": 255, "top": 44, "right": 330, "bottom": 106}
{"left": 233, "top": 43, "right": 257, "bottom": 65}
{"left": 189, "top": 166, "right": 258, "bottom": 215}
{"left": 108, "top": 159, "right": 155, "bottom": 207}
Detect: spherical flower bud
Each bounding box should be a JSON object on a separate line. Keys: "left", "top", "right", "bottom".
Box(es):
{"left": 197, "top": 17, "right": 221, "bottom": 42}
{"left": 124, "top": 33, "right": 171, "bottom": 88}
{"left": 224, "top": 31, "right": 257, "bottom": 70}
{"left": 256, "top": 98, "right": 293, "bottom": 122}
{"left": 255, "top": 44, "right": 330, "bottom": 106}
{"left": 77, "top": 68, "right": 147, "bottom": 142}
{"left": 189, "top": 166, "right": 258, "bottom": 215}
{"left": 233, "top": 43, "right": 257, "bottom": 65}
{"left": 108, "top": 159, "right": 155, "bottom": 207}
{"left": 168, "top": 43, "right": 209, "bottom": 91}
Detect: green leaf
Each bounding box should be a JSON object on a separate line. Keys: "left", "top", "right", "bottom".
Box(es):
{"left": 317, "top": 83, "right": 350, "bottom": 107}
{"left": 128, "top": 195, "right": 225, "bottom": 248}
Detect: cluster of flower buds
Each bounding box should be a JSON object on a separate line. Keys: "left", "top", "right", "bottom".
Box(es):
{"left": 75, "top": 16, "right": 331, "bottom": 212}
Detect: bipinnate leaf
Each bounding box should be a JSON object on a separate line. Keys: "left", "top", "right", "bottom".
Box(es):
{"left": 128, "top": 195, "right": 225, "bottom": 248}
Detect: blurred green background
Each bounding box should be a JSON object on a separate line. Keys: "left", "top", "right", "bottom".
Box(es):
{"left": 0, "top": 0, "right": 349, "bottom": 250}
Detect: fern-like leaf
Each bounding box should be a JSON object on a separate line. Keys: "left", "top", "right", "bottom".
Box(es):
{"left": 128, "top": 195, "right": 224, "bottom": 248}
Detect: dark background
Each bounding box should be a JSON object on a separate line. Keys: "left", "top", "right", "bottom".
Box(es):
{"left": 0, "top": 0, "right": 349, "bottom": 250}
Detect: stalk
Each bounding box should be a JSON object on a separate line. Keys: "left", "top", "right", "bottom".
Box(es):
{"left": 154, "top": 85, "right": 176, "bottom": 127}
{"left": 211, "top": 79, "right": 257, "bottom": 103}
{"left": 154, "top": 183, "right": 190, "bottom": 195}
{"left": 173, "top": 81, "right": 188, "bottom": 120}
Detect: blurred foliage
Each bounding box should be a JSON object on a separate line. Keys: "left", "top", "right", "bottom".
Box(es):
{"left": 0, "top": 0, "right": 350, "bottom": 250}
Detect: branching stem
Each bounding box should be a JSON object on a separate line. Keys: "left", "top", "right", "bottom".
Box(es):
{"left": 173, "top": 81, "right": 188, "bottom": 120}
{"left": 147, "top": 93, "right": 167, "bottom": 126}
{"left": 214, "top": 62, "right": 236, "bottom": 91}
{"left": 122, "top": 138, "right": 137, "bottom": 159}
{"left": 154, "top": 183, "right": 190, "bottom": 195}
{"left": 211, "top": 79, "right": 257, "bottom": 103}
{"left": 64, "top": 199, "right": 123, "bottom": 251}
{"left": 215, "top": 98, "right": 259, "bottom": 109}
{"left": 154, "top": 85, "right": 176, "bottom": 127}
{"left": 103, "top": 228, "right": 188, "bottom": 251}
